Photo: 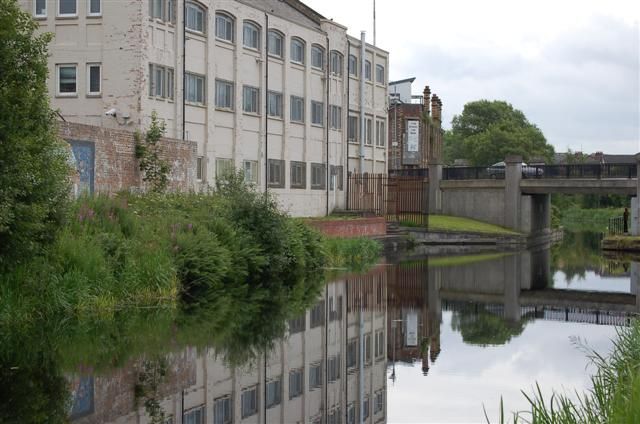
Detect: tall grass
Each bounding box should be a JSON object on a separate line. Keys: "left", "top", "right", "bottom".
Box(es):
{"left": 488, "top": 319, "right": 640, "bottom": 423}
{"left": 322, "top": 237, "right": 382, "bottom": 271}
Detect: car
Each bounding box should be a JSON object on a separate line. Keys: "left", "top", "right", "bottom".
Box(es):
{"left": 486, "top": 161, "right": 543, "bottom": 178}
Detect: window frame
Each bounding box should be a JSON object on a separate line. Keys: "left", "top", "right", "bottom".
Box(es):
{"left": 330, "top": 105, "right": 342, "bottom": 130}
{"left": 290, "top": 37, "right": 305, "bottom": 65}
{"left": 196, "top": 156, "right": 204, "bottom": 181}
{"left": 215, "top": 11, "right": 234, "bottom": 42}
{"left": 215, "top": 158, "right": 234, "bottom": 180}
{"left": 290, "top": 161, "right": 306, "bottom": 189}
{"left": 267, "top": 91, "right": 283, "bottom": 118}
{"left": 243, "top": 160, "right": 258, "bottom": 185}
{"left": 213, "top": 396, "right": 232, "bottom": 424}
{"left": 267, "top": 29, "right": 284, "bottom": 58}
{"left": 185, "top": 72, "right": 206, "bottom": 105}
{"left": 376, "top": 119, "right": 386, "bottom": 147}
{"left": 87, "top": 0, "right": 101, "bottom": 17}
{"left": 365, "top": 117, "right": 373, "bottom": 145}
{"left": 347, "top": 115, "right": 358, "bottom": 142}
{"left": 86, "top": 63, "right": 101, "bottom": 96}
{"left": 364, "top": 59, "right": 372, "bottom": 81}
{"left": 311, "top": 101, "right": 324, "bottom": 127}
{"left": 34, "top": 0, "right": 47, "bottom": 18}
{"left": 289, "top": 368, "right": 304, "bottom": 399}
{"left": 241, "top": 386, "right": 258, "bottom": 418}
{"left": 311, "top": 163, "right": 326, "bottom": 190}
{"left": 265, "top": 378, "right": 282, "bottom": 409}
{"left": 290, "top": 95, "right": 305, "bottom": 123}
{"left": 376, "top": 63, "right": 385, "bottom": 84}
{"left": 56, "top": 64, "right": 77, "bottom": 96}
{"left": 149, "top": 63, "right": 174, "bottom": 100}
{"left": 242, "top": 21, "right": 260, "bottom": 50}
{"left": 182, "top": 405, "right": 205, "bottom": 424}
{"left": 309, "top": 362, "right": 322, "bottom": 390}
{"left": 214, "top": 79, "right": 234, "bottom": 110}
{"left": 348, "top": 54, "right": 357, "bottom": 77}
{"left": 57, "top": 0, "right": 77, "bottom": 17}
{"left": 185, "top": 1, "right": 206, "bottom": 34}
{"left": 268, "top": 159, "right": 285, "bottom": 188}
{"left": 330, "top": 50, "right": 343, "bottom": 76}
{"left": 311, "top": 44, "right": 325, "bottom": 70}
{"left": 242, "top": 85, "right": 260, "bottom": 114}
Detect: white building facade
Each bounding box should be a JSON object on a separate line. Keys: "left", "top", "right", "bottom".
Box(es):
{"left": 21, "top": 0, "right": 389, "bottom": 216}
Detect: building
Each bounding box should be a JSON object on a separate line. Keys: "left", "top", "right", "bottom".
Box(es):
{"left": 388, "top": 78, "right": 443, "bottom": 170}
{"left": 21, "top": 0, "right": 389, "bottom": 216}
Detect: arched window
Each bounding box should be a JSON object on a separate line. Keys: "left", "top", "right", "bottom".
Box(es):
{"left": 311, "top": 44, "right": 325, "bottom": 70}
{"left": 243, "top": 21, "right": 260, "bottom": 49}
{"left": 290, "top": 37, "right": 305, "bottom": 64}
{"left": 267, "top": 30, "right": 284, "bottom": 58}
{"left": 348, "top": 54, "right": 357, "bottom": 76}
{"left": 330, "top": 50, "right": 343, "bottom": 76}
{"left": 215, "top": 11, "right": 234, "bottom": 42}
{"left": 186, "top": 2, "right": 206, "bottom": 34}
{"left": 365, "top": 60, "right": 372, "bottom": 80}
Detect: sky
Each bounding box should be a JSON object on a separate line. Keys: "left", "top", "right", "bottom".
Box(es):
{"left": 304, "top": 0, "right": 640, "bottom": 154}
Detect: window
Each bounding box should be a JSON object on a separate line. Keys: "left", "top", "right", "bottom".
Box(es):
{"left": 309, "top": 363, "right": 322, "bottom": 390}
{"left": 290, "top": 96, "right": 304, "bottom": 123}
{"left": 150, "top": 0, "right": 175, "bottom": 22}
{"left": 266, "top": 378, "right": 281, "bottom": 408}
{"left": 330, "top": 51, "right": 343, "bottom": 76}
{"left": 196, "top": 156, "right": 204, "bottom": 181}
{"left": 288, "top": 314, "right": 305, "bottom": 334}
{"left": 375, "top": 330, "right": 384, "bottom": 358}
{"left": 363, "top": 397, "right": 370, "bottom": 420}
{"left": 267, "top": 30, "right": 283, "bottom": 58}
{"left": 186, "top": 2, "right": 206, "bottom": 33}
{"left": 57, "top": 65, "right": 77, "bottom": 95}
{"left": 364, "top": 333, "right": 372, "bottom": 364}
{"left": 328, "top": 355, "right": 341, "bottom": 382}
{"left": 149, "top": 64, "right": 174, "bottom": 99}
{"left": 311, "top": 101, "right": 324, "bottom": 126}
{"left": 267, "top": 91, "right": 283, "bottom": 117}
{"left": 243, "top": 85, "right": 259, "bottom": 114}
{"left": 215, "top": 79, "right": 233, "bottom": 109}
{"left": 347, "top": 403, "right": 356, "bottom": 424}
{"left": 364, "top": 60, "right": 372, "bottom": 81}
{"left": 291, "top": 38, "right": 305, "bottom": 64}
{"left": 365, "top": 117, "right": 373, "bottom": 145}
{"left": 185, "top": 73, "right": 205, "bottom": 104}
{"left": 213, "top": 396, "right": 232, "bottom": 424}
{"left": 58, "top": 0, "right": 77, "bottom": 16}
{"left": 241, "top": 386, "right": 258, "bottom": 418}
{"left": 88, "top": 0, "right": 101, "bottom": 16}
{"left": 216, "top": 158, "right": 233, "bottom": 180}
{"left": 289, "top": 369, "right": 304, "bottom": 399}
{"left": 215, "top": 12, "right": 233, "bottom": 41}
{"left": 348, "top": 54, "right": 357, "bottom": 76}
{"left": 268, "top": 159, "right": 285, "bottom": 188}
{"left": 347, "top": 115, "right": 358, "bottom": 142}
{"left": 329, "top": 295, "right": 342, "bottom": 321}
{"left": 335, "top": 166, "right": 344, "bottom": 190}
{"left": 330, "top": 105, "right": 342, "bottom": 130}
{"left": 376, "top": 64, "right": 385, "bottom": 84}
{"left": 86, "top": 64, "right": 101, "bottom": 95}
{"left": 376, "top": 120, "right": 386, "bottom": 147}
{"left": 310, "top": 299, "right": 325, "bottom": 327}
{"left": 311, "top": 44, "right": 325, "bottom": 70}
{"left": 374, "top": 390, "right": 384, "bottom": 414}
{"left": 243, "top": 21, "right": 260, "bottom": 49}
{"left": 290, "top": 161, "right": 306, "bottom": 189}
{"left": 35, "top": 0, "right": 47, "bottom": 17}
{"left": 243, "top": 160, "right": 258, "bottom": 184}
{"left": 311, "top": 163, "right": 326, "bottom": 190}
{"left": 183, "top": 406, "right": 204, "bottom": 424}
{"left": 329, "top": 408, "right": 341, "bottom": 424}
{"left": 347, "top": 339, "right": 358, "bottom": 369}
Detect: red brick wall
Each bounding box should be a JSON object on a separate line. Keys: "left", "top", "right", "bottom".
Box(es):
{"left": 306, "top": 217, "right": 387, "bottom": 238}
{"left": 59, "top": 121, "right": 196, "bottom": 194}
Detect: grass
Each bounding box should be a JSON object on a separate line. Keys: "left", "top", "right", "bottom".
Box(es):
{"left": 488, "top": 319, "right": 640, "bottom": 423}
{"left": 602, "top": 235, "right": 640, "bottom": 251}
{"left": 560, "top": 207, "right": 624, "bottom": 233}
{"left": 429, "top": 252, "right": 511, "bottom": 268}
{"left": 427, "top": 215, "right": 520, "bottom": 235}
{"left": 322, "top": 237, "right": 382, "bottom": 271}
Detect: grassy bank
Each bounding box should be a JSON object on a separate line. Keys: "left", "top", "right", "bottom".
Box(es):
{"left": 602, "top": 235, "right": 640, "bottom": 252}
{"left": 428, "top": 215, "right": 519, "bottom": 235}
{"left": 492, "top": 319, "right": 640, "bottom": 423}
{"left": 323, "top": 237, "right": 382, "bottom": 271}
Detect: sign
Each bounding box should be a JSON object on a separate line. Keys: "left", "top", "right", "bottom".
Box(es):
{"left": 406, "top": 120, "right": 420, "bottom": 153}
{"left": 405, "top": 310, "right": 418, "bottom": 346}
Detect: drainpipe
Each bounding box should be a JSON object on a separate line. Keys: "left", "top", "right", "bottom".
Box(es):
{"left": 359, "top": 31, "right": 366, "bottom": 174}
{"left": 181, "top": 1, "right": 186, "bottom": 141}
{"left": 264, "top": 13, "right": 269, "bottom": 194}
{"left": 346, "top": 40, "right": 351, "bottom": 208}
{"left": 326, "top": 35, "right": 330, "bottom": 216}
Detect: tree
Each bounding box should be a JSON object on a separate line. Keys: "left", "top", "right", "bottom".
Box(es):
{"left": 134, "top": 111, "right": 170, "bottom": 192}
{"left": 443, "top": 100, "right": 554, "bottom": 165}
{"left": 0, "top": 0, "right": 70, "bottom": 269}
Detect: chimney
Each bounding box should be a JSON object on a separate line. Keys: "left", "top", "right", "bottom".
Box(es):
{"left": 423, "top": 85, "right": 431, "bottom": 115}
{"left": 431, "top": 94, "right": 441, "bottom": 124}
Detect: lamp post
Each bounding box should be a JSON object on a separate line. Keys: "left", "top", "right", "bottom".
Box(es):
{"left": 390, "top": 318, "right": 403, "bottom": 383}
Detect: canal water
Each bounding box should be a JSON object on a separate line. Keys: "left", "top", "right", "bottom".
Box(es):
{"left": 3, "top": 232, "right": 638, "bottom": 423}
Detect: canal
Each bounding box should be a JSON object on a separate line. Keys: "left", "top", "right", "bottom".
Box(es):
{"left": 4, "top": 233, "right": 638, "bottom": 423}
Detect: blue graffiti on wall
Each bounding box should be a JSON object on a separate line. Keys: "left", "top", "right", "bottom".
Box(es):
{"left": 68, "top": 140, "right": 95, "bottom": 195}
{"left": 68, "top": 376, "right": 94, "bottom": 419}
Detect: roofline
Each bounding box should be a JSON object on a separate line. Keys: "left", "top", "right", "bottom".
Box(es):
{"left": 389, "top": 77, "right": 416, "bottom": 85}
{"left": 283, "top": 0, "right": 326, "bottom": 22}
{"left": 346, "top": 34, "right": 389, "bottom": 54}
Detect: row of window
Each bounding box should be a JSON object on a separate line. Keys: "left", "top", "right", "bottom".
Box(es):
{"left": 55, "top": 63, "right": 101, "bottom": 96}
{"left": 289, "top": 297, "right": 343, "bottom": 335}
{"left": 348, "top": 116, "right": 387, "bottom": 146}
{"left": 34, "top": 0, "right": 101, "bottom": 18}
{"left": 348, "top": 54, "right": 386, "bottom": 83}
{"left": 346, "top": 330, "right": 386, "bottom": 369}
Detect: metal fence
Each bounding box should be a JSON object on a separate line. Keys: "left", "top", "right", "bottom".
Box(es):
{"left": 443, "top": 166, "right": 504, "bottom": 180}
{"left": 608, "top": 216, "right": 625, "bottom": 235}
{"left": 388, "top": 168, "right": 429, "bottom": 178}
{"left": 347, "top": 173, "right": 428, "bottom": 226}
{"left": 442, "top": 163, "right": 637, "bottom": 180}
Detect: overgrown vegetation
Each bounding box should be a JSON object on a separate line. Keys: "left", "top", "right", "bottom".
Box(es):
{"left": 323, "top": 237, "right": 382, "bottom": 271}
{"left": 0, "top": 0, "right": 71, "bottom": 270}
{"left": 551, "top": 193, "right": 629, "bottom": 231}
{"left": 134, "top": 111, "right": 170, "bottom": 193}
{"left": 489, "top": 319, "right": 640, "bottom": 423}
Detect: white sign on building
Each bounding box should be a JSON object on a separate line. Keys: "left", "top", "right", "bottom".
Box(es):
{"left": 405, "top": 310, "right": 418, "bottom": 346}
{"left": 406, "top": 120, "right": 420, "bottom": 153}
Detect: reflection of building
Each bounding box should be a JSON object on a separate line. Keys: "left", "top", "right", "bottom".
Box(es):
{"left": 70, "top": 270, "right": 388, "bottom": 423}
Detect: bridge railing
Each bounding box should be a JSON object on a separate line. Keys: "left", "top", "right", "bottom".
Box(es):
{"left": 443, "top": 166, "right": 503, "bottom": 180}
{"left": 389, "top": 168, "right": 429, "bottom": 178}
{"left": 441, "top": 163, "right": 637, "bottom": 180}
{"left": 608, "top": 216, "right": 625, "bottom": 235}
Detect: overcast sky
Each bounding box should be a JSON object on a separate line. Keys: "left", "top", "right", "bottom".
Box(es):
{"left": 304, "top": 0, "right": 640, "bottom": 154}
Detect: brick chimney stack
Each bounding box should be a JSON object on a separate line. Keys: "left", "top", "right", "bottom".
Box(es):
{"left": 431, "top": 94, "right": 441, "bottom": 124}
{"left": 423, "top": 86, "right": 431, "bottom": 115}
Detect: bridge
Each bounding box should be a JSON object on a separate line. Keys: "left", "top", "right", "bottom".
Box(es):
{"left": 425, "top": 155, "right": 640, "bottom": 235}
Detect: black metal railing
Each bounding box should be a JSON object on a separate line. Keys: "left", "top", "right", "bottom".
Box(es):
{"left": 608, "top": 216, "right": 624, "bottom": 235}
{"left": 388, "top": 168, "right": 429, "bottom": 178}
{"left": 442, "top": 163, "right": 637, "bottom": 180}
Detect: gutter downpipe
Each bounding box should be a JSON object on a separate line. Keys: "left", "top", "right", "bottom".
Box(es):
{"left": 346, "top": 40, "right": 351, "bottom": 209}
{"left": 326, "top": 35, "right": 331, "bottom": 216}
{"left": 182, "top": 1, "right": 186, "bottom": 141}
{"left": 264, "top": 13, "right": 269, "bottom": 194}
{"left": 359, "top": 31, "right": 366, "bottom": 174}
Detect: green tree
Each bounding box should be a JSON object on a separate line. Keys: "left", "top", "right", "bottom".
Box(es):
{"left": 0, "top": 0, "right": 70, "bottom": 269}
{"left": 134, "top": 111, "right": 170, "bottom": 193}
{"left": 443, "top": 100, "right": 554, "bottom": 165}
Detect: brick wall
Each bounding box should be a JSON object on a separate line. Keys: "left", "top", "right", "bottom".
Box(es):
{"left": 306, "top": 217, "right": 387, "bottom": 238}
{"left": 59, "top": 121, "right": 196, "bottom": 194}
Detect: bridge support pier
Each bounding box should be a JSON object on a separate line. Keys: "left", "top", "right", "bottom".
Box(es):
{"left": 631, "top": 262, "right": 640, "bottom": 312}
{"left": 504, "top": 254, "right": 521, "bottom": 322}
{"left": 428, "top": 161, "right": 443, "bottom": 214}
{"left": 505, "top": 155, "right": 523, "bottom": 232}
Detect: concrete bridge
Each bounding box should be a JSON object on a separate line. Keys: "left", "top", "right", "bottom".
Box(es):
{"left": 426, "top": 154, "right": 640, "bottom": 235}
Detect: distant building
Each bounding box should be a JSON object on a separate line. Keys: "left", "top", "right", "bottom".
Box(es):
{"left": 388, "top": 78, "right": 443, "bottom": 170}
